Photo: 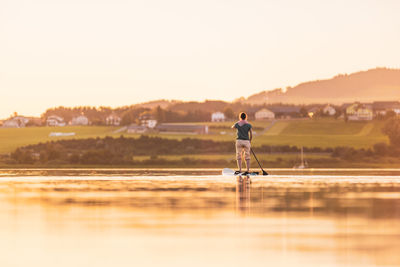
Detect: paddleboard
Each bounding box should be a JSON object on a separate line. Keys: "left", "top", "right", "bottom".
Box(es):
{"left": 222, "top": 168, "right": 262, "bottom": 176}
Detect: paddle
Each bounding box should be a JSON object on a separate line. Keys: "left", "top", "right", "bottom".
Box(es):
{"left": 251, "top": 148, "right": 268, "bottom": 175}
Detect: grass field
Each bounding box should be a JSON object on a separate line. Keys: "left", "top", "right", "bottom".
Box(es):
{"left": 0, "top": 126, "right": 120, "bottom": 154}
{"left": 0, "top": 118, "right": 389, "bottom": 154}
{"left": 259, "top": 119, "right": 387, "bottom": 148}
{"left": 137, "top": 119, "right": 388, "bottom": 148}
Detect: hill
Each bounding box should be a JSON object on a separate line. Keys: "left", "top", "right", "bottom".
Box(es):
{"left": 132, "top": 99, "right": 178, "bottom": 109}
{"left": 243, "top": 68, "right": 400, "bottom": 104}
{"left": 168, "top": 100, "right": 230, "bottom": 113}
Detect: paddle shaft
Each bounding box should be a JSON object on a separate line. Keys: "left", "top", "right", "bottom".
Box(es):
{"left": 251, "top": 148, "right": 268, "bottom": 175}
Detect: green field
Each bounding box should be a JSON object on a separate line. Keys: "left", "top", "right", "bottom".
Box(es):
{"left": 260, "top": 119, "right": 387, "bottom": 148}
{"left": 0, "top": 126, "right": 120, "bottom": 154}
{"left": 136, "top": 119, "right": 388, "bottom": 149}
{"left": 0, "top": 119, "right": 389, "bottom": 154}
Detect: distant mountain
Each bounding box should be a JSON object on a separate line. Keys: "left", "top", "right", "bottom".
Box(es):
{"left": 131, "top": 99, "right": 232, "bottom": 113}
{"left": 132, "top": 99, "right": 179, "bottom": 109}
{"left": 242, "top": 68, "right": 400, "bottom": 104}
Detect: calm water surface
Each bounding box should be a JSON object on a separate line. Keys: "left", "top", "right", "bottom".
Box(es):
{"left": 1, "top": 169, "right": 400, "bottom": 267}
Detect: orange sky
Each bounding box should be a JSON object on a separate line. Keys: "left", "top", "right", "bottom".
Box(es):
{"left": 1, "top": 0, "right": 400, "bottom": 118}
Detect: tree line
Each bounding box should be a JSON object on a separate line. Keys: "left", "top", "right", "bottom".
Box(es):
{"left": 5, "top": 135, "right": 327, "bottom": 165}
{"left": 39, "top": 101, "right": 317, "bottom": 126}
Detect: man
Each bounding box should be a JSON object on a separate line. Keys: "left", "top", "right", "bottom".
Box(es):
{"left": 232, "top": 112, "right": 252, "bottom": 175}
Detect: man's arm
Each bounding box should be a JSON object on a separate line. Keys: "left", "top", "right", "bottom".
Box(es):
{"left": 249, "top": 128, "right": 253, "bottom": 142}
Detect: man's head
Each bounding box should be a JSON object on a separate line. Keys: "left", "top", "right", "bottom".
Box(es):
{"left": 239, "top": 112, "right": 247, "bottom": 120}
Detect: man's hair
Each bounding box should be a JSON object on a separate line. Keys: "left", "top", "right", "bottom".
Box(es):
{"left": 239, "top": 112, "right": 247, "bottom": 120}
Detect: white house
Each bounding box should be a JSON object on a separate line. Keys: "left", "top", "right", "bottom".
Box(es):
{"left": 143, "top": 119, "right": 157, "bottom": 128}
{"left": 106, "top": 113, "right": 121, "bottom": 126}
{"left": 2, "top": 119, "right": 20, "bottom": 128}
{"left": 139, "top": 113, "right": 157, "bottom": 128}
{"left": 211, "top": 111, "right": 225, "bottom": 122}
{"left": 323, "top": 105, "right": 336, "bottom": 116}
{"left": 346, "top": 103, "right": 373, "bottom": 121}
{"left": 2, "top": 116, "right": 30, "bottom": 128}
{"left": 70, "top": 115, "right": 89, "bottom": 126}
{"left": 255, "top": 108, "right": 275, "bottom": 120}
{"left": 46, "top": 115, "right": 66, "bottom": 127}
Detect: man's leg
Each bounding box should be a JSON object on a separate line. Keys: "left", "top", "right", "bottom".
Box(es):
{"left": 244, "top": 141, "right": 251, "bottom": 172}
{"left": 236, "top": 141, "right": 242, "bottom": 172}
{"left": 237, "top": 158, "right": 242, "bottom": 172}
{"left": 245, "top": 159, "right": 250, "bottom": 172}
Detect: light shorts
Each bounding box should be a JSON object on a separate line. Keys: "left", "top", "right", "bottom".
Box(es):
{"left": 236, "top": 139, "right": 251, "bottom": 161}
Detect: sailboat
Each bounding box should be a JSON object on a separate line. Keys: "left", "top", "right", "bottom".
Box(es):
{"left": 293, "top": 146, "right": 308, "bottom": 169}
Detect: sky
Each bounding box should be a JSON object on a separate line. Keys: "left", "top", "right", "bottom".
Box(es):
{"left": 1, "top": 0, "right": 400, "bottom": 118}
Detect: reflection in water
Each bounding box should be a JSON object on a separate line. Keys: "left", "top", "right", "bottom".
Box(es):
{"left": 236, "top": 176, "right": 251, "bottom": 215}
{"left": 0, "top": 169, "right": 400, "bottom": 267}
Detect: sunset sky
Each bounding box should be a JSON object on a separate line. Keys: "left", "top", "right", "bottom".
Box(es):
{"left": 1, "top": 0, "right": 399, "bottom": 118}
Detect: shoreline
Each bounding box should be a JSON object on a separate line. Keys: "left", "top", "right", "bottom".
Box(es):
{"left": 2, "top": 163, "right": 400, "bottom": 169}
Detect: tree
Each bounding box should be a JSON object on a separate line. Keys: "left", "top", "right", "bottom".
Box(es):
{"left": 223, "top": 107, "right": 235, "bottom": 120}
{"left": 382, "top": 117, "right": 400, "bottom": 147}
{"left": 299, "top": 107, "right": 308, "bottom": 118}
{"left": 334, "top": 110, "right": 342, "bottom": 119}
{"left": 373, "top": 142, "right": 388, "bottom": 156}
{"left": 154, "top": 106, "right": 166, "bottom": 123}
{"left": 120, "top": 107, "right": 149, "bottom": 125}
{"left": 384, "top": 110, "right": 397, "bottom": 120}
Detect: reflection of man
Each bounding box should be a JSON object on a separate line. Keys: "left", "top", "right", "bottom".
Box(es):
{"left": 232, "top": 112, "right": 252, "bottom": 175}
{"left": 236, "top": 177, "right": 251, "bottom": 214}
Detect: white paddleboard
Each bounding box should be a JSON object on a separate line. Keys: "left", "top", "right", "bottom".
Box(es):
{"left": 222, "top": 168, "right": 261, "bottom": 176}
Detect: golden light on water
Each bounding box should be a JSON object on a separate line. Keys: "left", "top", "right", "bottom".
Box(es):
{"left": 1, "top": 169, "right": 400, "bottom": 266}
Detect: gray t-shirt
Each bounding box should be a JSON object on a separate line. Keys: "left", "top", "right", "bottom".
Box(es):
{"left": 234, "top": 122, "right": 252, "bottom": 140}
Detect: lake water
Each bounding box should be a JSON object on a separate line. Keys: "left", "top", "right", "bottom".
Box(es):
{"left": 1, "top": 168, "right": 400, "bottom": 267}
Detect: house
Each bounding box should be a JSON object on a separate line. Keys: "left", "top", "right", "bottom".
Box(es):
{"left": 323, "top": 105, "right": 336, "bottom": 116}
{"left": 211, "top": 112, "right": 225, "bottom": 122}
{"left": 70, "top": 115, "right": 89, "bottom": 126}
{"left": 346, "top": 102, "right": 373, "bottom": 121}
{"left": 2, "top": 116, "right": 30, "bottom": 128}
{"left": 2, "top": 119, "right": 20, "bottom": 128}
{"left": 106, "top": 113, "right": 121, "bottom": 126}
{"left": 127, "top": 124, "right": 147, "bottom": 134}
{"left": 46, "top": 115, "right": 66, "bottom": 127}
{"left": 372, "top": 101, "right": 400, "bottom": 116}
{"left": 156, "top": 124, "right": 209, "bottom": 134}
{"left": 139, "top": 113, "right": 157, "bottom": 128}
{"left": 255, "top": 108, "right": 275, "bottom": 120}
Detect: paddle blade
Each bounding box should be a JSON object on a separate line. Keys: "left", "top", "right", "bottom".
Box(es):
{"left": 262, "top": 170, "right": 269, "bottom": 176}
